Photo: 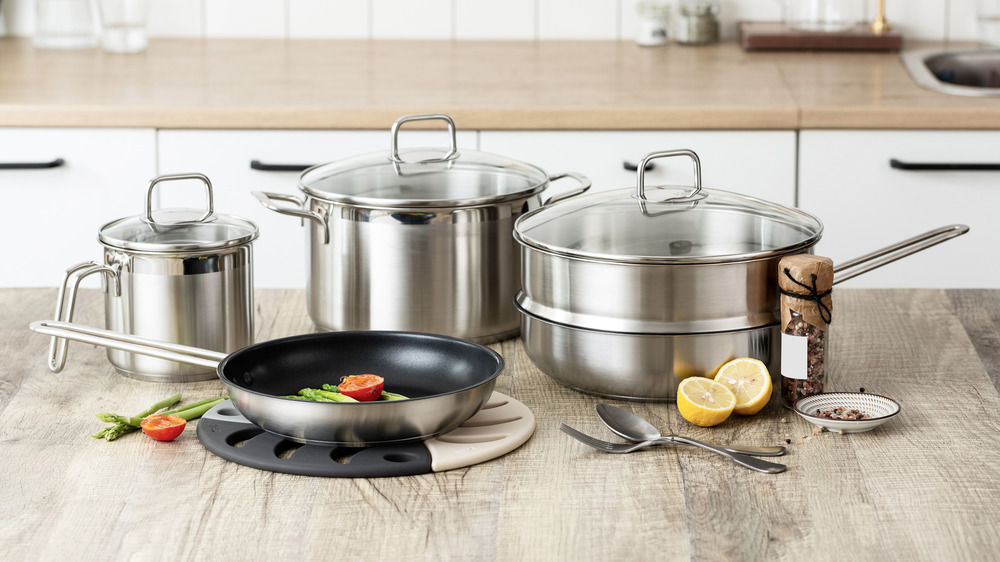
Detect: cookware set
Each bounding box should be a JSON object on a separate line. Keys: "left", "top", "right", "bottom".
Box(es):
{"left": 32, "top": 114, "right": 969, "bottom": 452}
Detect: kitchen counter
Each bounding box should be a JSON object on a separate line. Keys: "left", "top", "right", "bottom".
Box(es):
{"left": 0, "top": 38, "right": 997, "bottom": 130}
{"left": 2, "top": 287, "right": 1000, "bottom": 560}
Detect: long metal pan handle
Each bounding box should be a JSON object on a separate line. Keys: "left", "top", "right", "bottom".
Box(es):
{"left": 31, "top": 320, "right": 225, "bottom": 371}
{"left": 543, "top": 172, "right": 592, "bottom": 206}
{"left": 832, "top": 224, "right": 969, "bottom": 285}
{"left": 252, "top": 191, "right": 330, "bottom": 244}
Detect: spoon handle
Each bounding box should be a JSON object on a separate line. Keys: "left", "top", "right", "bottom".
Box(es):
{"left": 659, "top": 437, "right": 785, "bottom": 457}
{"left": 669, "top": 435, "right": 786, "bottom": 473}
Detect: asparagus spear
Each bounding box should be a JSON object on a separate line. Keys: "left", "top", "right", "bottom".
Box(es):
{"left": 96, "top": 397, "right": 230, "bottom": 428}
{"left": 298, "top": 388, "right": 358, "bottom": 402}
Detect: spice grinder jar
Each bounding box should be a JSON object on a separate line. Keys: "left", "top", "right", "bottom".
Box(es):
{"left": 48, "top": 173, "right": 258, "bottom": 382}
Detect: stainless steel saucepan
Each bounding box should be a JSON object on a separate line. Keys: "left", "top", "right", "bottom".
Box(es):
{"left": 48, "top": 173, "right": 257, "bottom": 382}
{"left": 513, "top": 149, "right": 969, "bottom": 401}
{"left": 31, "top": 321, "right": 504, "bottom": 446}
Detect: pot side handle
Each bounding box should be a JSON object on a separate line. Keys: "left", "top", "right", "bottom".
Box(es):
{"left": 48, "top": 262, "right": 121, "bottom": 373}
{"left": 252, "top": 191, "right": 330, "bottom": 244}
{"left": 543, "top": 172, "right": 592, "bottom": 206}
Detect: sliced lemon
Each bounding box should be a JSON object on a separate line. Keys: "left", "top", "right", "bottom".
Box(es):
{"left": 676, "top": 377, "right": 736, "bottom": 427}
{"left": 714, "top": 357, "right": 772, "bottom": 416}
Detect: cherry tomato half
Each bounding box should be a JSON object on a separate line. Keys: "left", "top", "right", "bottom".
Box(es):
{"left": 140, "top": 414, "right": 187, "bottom": 441}
{"left": 337, "top": 374, "right": 385, "bottom": 402}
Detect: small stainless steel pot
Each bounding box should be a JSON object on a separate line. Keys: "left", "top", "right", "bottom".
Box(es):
{"left": 48, "top": 173, "right": 258, "bottom": 382}
{"left": 514, "top": 149, "right": 968, "bottom": 400}
{"left": 254, "top": 113, "right": 590, "bottom": 343}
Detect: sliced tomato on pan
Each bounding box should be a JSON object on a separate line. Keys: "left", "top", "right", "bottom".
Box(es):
{"left": 140, "top": 414, "right": 187, "bottom": 441}
{"left": 337, "top": 374, "right": 385, "bottom": 402}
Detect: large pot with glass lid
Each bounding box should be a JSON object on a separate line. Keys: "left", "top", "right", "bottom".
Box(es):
{"left": 254, "top": 114, "right": 590, "bottom": 343}
{"left": 513, "top": 149, "right": 966, "bottom": 401}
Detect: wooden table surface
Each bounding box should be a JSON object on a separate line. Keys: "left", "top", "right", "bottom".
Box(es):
{"left": 1, "top": 37, "right": 998, "bottom": 130}
{"left": 2, "top": 288, "right": 999, "bottom": 561}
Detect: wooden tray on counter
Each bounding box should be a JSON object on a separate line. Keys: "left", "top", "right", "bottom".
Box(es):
{"left": 739, "top": 21, "right": 903, "bottom": 51}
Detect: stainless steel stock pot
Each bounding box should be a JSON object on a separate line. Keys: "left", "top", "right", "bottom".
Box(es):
{"left": 255, "top": 114, "right": 590, "bottom": 343}
{"left": 48, "top": 173, "right": 258, "bottom": 382}
{"left": 513, "top": 149, "right": 825, "bottom": 401}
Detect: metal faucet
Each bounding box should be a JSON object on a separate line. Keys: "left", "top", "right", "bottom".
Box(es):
{"left": 871, "top": 0, "right": 890, "bottom": 35}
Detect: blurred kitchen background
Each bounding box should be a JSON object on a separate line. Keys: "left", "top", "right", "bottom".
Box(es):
{"left": 0, "top": 0, "right": 985, "bottom": 43}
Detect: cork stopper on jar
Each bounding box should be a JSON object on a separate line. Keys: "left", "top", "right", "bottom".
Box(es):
{"left": 779, "top": 254, "right": 834, "bottom": 330}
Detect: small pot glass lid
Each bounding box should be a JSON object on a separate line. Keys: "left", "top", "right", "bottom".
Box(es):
{"left": 99, "top": 209, "right": 259, "bottom": 253}
{"left": 514, "top": 186, "right": 823, "bottom": 264}
{"left": 98, "top": 173, "right": 259, "bottom": 252}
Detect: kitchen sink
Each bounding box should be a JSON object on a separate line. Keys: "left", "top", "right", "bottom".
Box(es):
{"left": 900, "top": 48, "right": 1000, "bottom": 97}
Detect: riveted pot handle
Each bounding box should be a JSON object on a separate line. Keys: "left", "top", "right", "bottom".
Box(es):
{"left": 544, "top": 172, "right": 592, "bottom": 205}
{"left": 635, "top": 149, "right": 705, "bottom": 203}
{"left": 252, "top": 191, "right": 330, "bottom": 244}
{"left": 145, "top": 173, "right": 215, "bottom": 225}
{"left": 390, "top": 113, "right": 459, "bottom": 164}
{"left": 48, "top": 261, "right": 121, "bottom": 373}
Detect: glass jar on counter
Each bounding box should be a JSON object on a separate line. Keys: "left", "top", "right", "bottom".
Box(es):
{"left": 636, "top": 1, "right": 670, "bottom": 46}
{"left": 675, "top": 1, "right": 720, "bottom": 45}
{"left": 778, "top": 255, "right": 834, "bottom": 409}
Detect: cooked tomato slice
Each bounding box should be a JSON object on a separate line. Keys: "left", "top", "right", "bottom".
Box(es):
{"left": 337, "top": 374, "right": 385, "bottom": 402}
{"left": 140, "top": 414, "right": 187, "bottom": 441}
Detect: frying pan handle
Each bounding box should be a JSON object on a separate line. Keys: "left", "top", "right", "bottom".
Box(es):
{"left": 252, "top": 191, "right": 331, "bottom": 244}
{"left": 48, "top": 262, "right": 121, "bottom": 373}
{"left": 32, "top": 320, "right": 225, "bottom": 371}
{"left": 832, "top": 224, "right": 969, "bottom": 285}
{"left": 543, "top": 172, "right": 592, "bottom": 206}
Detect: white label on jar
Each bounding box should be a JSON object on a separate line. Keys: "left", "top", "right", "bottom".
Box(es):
{"left": 780, "top": 333, "right": 808, "bottom": 380}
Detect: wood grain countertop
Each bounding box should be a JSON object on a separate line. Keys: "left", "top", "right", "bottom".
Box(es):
{"left": 2, "top": 287, "right": 999, "bottom": 560}
{"left": 0, "top": 37, "right": 997, "bottom": 130}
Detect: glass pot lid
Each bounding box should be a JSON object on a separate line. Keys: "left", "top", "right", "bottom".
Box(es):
{"left": 299, "top": 114, "right": 550, "bottom": 208}
{"left": 514, "top": 149, "right": 824, "bottom": 264}
{"left": 98, "top": 173, "right": 259, "bottom": 252}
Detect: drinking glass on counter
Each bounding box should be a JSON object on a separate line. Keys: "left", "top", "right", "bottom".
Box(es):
{"left": 979, "top": 0, "right": 1000, "bottom": 46}
{"left": 98, "top": 0, "right": 148, "bottom": 53}
{"left": 34, "top": 0, "right": 99, "bottom": 49}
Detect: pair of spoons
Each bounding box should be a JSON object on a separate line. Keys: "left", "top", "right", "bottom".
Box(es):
{"left": 592, "top": 404, "right": 787, "bottom": 474}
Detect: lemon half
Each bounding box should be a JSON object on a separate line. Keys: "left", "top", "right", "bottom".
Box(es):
{"left": 676, "top": 377, "right": 736, "bottom": 427}
{"left": 714, "top": 357, "right": 772, "bottom": 416}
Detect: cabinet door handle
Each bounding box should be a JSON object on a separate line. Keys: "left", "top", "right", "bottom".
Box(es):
{"left": 250, "top": 159, "right": 314, "bottom": 172}
{"left": 0, "top": 157, "right": 65, "bottom": 169}
{"left": 890, "top": 158, "right": 1000, "bottom": 171}
{"left": 623, "top": 160, "right": 656, "bottom": 172}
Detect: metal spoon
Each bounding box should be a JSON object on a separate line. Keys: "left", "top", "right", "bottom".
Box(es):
{"left": 596, "top": 404, "right": 787, "bottom": 473}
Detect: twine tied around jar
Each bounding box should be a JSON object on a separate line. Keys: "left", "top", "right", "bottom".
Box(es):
{"left": 779, "top": 268, "right": 833, "bottom": 325}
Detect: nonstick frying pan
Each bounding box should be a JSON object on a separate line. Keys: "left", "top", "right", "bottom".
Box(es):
{"left": 30, "top": 321, "right": 504, "bottom": 446}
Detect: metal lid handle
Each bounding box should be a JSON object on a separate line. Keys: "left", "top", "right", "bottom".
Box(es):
{"left": 390, "top": 114, "right": 459, "bottom": 164}
{"left": 635, "top": 149, "right": 704, "bottom": 203}
{"left": 145, "top": 173, "right": 214, "bottom": 225}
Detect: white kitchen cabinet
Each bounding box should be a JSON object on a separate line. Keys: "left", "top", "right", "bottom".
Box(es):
{"left": 156, "top": 128, "right": 477, "bottom": 288}
{"left": 798, "top": 130, "right": 998, "bottom": 288}
{"left": 478, "top": 130, "right": 798, "bottom": 207}
{"left": 0, "top": 128, "right": 157, "bottom": 288}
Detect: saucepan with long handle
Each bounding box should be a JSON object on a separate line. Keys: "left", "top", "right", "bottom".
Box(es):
{"left": 513, "top": 147, "right": 969, "bottom": 401}
{"left": 30, "top": 321, "right": 503, "bottom": 447}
